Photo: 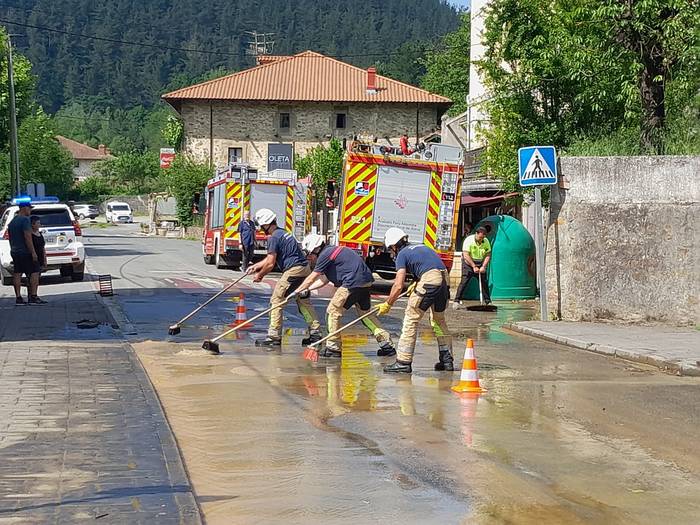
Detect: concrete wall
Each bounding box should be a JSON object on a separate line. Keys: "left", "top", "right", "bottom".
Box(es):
{"left": 180, "top": 100, "right": 442, "bottom": 170}
{"left": 73, "top": 160, "right": 97, "bottom": 182}
{"left": 546, "top": 156, "right": 700, "bottom": 326}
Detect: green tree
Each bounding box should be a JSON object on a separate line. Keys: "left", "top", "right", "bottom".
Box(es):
{"left": 0, "top": 30, "right": 36, "bottom": 148}
{"left": 295, "top": 139, "right": 344, "bottom": 200}
{"left": 159, "top": 154, "right": 211, "bottom": 226}
{"left": 15, "top": 112, "right": 74, "bottom": 197}
{"left": 71, "top": 175, "right": 114, "bottom": 202}
{"left": 421, "top": 13, "right": 471, "bottom": 115}
{"left": 92, "top": 152, "right": 161, "bottom": 194}
{"left": 476, "top": 0, "right": 699, "bottom": 190}
{"left": 376, "top": 41, "right": 430, "bottom": 86}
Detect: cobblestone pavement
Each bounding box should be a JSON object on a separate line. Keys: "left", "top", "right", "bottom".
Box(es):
{"left": 0, "top": 289, "right": 200, "bottom": 524}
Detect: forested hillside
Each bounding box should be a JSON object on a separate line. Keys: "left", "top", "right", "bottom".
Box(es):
{"left": 0, "top": 0, "right": 459, "bottom": 112}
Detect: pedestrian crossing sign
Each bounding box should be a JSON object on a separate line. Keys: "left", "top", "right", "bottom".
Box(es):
{"left": 518, "top": 146, "right": 558, "bottom": 186}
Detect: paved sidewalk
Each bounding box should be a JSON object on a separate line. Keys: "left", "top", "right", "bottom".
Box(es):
{"left": 506, "top": 321, "right": 700, "bottom": 376}
{"left": 0, "top": 291, "right": 200, "bottom": 523}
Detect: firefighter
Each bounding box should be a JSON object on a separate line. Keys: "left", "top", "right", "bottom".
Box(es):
{"left": 294, "top": 234, "right": 396, "bottom": 358}
{"left": 376, "top": 227, "right": 453, "bottom": 374}
{"left": 247, "top": 209, "right": 322, "bottom": 348}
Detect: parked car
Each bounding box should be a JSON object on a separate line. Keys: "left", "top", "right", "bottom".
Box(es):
{"left": 105, "top": 201, "right": 133, "bottom": 223}
{"left": 72, "top": 203, "right": 100, "bottom": 220}
{"left": 0, "top": 198, "right": 86, "bottom": 285}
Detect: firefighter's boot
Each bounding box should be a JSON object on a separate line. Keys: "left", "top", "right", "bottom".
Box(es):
{"left": 320, "top": 344, "right": 342, "bottom": 358}
{"left": 377, "top": 342, "right": 396, "bottom": 357}
{"left": 383, "top": 360, "right": 413, "bottom": 374}
{"left": 434, "top": 344, "right": 455, "bottom": 371}
{"left": 255, "top": 336, "right": 282, "bottom": 349}
{"left": 302, "top": 332, "right": 323, "bottom": 346}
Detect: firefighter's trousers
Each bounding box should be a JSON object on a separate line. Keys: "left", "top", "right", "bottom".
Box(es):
{"left": 268, "top": 264, "right": 322, "bottom": 338}
{"left": 397, "top": 269, "right": 452, "bottom": 363}
{"left": 326, "top": 285, "right": 392, "bottom": 351}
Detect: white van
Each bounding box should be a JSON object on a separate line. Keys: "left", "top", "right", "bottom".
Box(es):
{"left": 105, "top": 202, "right": 133, "bottom": 223}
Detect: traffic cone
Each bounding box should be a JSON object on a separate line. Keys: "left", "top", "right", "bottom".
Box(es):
{"left": 232, "top": 293, "right": 252, "bottom": 330}
{"left": 451, "top": 339, "right": 485, "bottom": 394}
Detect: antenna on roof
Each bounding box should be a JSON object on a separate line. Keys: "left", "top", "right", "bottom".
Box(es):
{"left": 245, "top": 31, "right": 275, "bottom": 57}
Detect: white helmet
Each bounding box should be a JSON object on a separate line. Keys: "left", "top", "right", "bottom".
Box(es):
{"left": 384, "top": 227, "right": 408, "bottom": 248}
{"left": 254, "top": 208, "right": 277, "bottom": 227}
{"left": 302, "top": 233, "right": 325, "bottom": 255}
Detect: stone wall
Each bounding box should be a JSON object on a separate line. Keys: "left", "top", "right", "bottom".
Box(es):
{"left": 546, "top": 156, "right": 700, "bottom": 326}
{"left": 180, "top": 100, "right": 442, "bottom": 170}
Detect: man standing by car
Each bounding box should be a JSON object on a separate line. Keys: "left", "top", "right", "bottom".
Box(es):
{"left": 238, "top": 210, "right": 256, "bottom": 271}
{"left": 8, "top": 201, "right": 39, "bottom": 305}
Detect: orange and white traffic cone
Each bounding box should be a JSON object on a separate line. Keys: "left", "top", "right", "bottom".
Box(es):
{"left": 232, "top": 293, "right": 252, "bottom": 330}
{"left": 451, "top": 339, "right": 485, "bottom": 394}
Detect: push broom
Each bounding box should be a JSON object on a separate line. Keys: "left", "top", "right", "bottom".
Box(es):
{"left": 466, "top": 272, "right": 497, "bottom": 312}
{"left": 201, "top": 295, "right": 295, "bottom": 354}
{"left": 168, "top": 273, "right": 248, "bottom": 335}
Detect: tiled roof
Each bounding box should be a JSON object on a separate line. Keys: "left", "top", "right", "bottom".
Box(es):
{"left": 162, "top": 51, "right": 451, "bottom": 105}
{"left": 56, "top": 136, "right": 113, "bottom": 160}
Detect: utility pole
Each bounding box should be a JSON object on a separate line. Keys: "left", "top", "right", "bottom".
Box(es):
{"left": 7, "top": 34, "right": 20, "bottom": 197}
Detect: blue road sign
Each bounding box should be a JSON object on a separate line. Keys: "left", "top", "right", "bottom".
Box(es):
{"left": 518, "top": 146, "right": 558, "bottom": 186}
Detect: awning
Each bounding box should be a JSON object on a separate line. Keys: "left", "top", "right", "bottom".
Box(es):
{"left": 461, "top": 192, "right": 518, "bottom": 206}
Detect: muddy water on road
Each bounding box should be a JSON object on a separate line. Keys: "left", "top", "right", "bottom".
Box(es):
{"left": 135, "top": 310, "right": 700, "bottom": 524}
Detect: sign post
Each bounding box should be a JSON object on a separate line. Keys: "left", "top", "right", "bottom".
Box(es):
{"left": 518, "top": 146, "right": 558, "bottom": 321}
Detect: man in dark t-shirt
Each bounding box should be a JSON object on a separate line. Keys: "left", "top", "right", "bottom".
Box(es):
{"left": 246, "top": 208, "right": 322, "bottom": 348}
{"left": 8, "top": 202, "right": 39, "bottom": 305}
{"left": 294, "top": 234, "right": 395, "bottom": 358}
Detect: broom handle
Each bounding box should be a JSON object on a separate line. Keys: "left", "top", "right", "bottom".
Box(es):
{"left": 176, "top": 274, "right": 248, "bottom": 326}
{"left": 478, "top": 271, "right": 484, "bottom": 305}
{"left": 211, "top": 295, "right": 293, "bottom": 343}
{"left": 309, "top": 289, "right": 411, "bottom": 348}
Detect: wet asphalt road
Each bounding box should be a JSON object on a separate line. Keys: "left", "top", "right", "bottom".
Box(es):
{"left": 81, "top": 224, "right": 700, "bottom": 524}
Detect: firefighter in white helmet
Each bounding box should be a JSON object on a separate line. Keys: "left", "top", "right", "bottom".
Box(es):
{"left": 247, "top": 209, "right": 322, "bottom": 348}
{"left": 294, "top": 233, "right": 396, "bottom": 358}
{"left": 376, "top": 227, "right": 453, "bottom": 373}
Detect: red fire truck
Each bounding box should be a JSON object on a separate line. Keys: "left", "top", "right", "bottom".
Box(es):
{"left": 336, "top": 142, "right": 463, "bottom": 279}
{"left": 202, "top": 164, "right": 311, "bottom": 269}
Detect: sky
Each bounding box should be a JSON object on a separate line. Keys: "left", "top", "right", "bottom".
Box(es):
{"left": 450, "top": 0, "right": 470, "bottom": 9}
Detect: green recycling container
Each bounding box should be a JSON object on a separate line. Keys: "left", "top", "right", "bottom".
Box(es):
{"left": 459, "top": 215, "right": 536, "bottom": 300}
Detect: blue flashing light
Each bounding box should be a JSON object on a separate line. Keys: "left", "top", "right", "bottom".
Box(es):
{"left": 11, "top": 196, "right": 32, "bottom": 206}
{"left": 10, "top": 196, "right": 60, "bottom": 206}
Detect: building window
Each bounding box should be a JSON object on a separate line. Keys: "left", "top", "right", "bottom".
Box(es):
{"left": 228, "top": 147, "right": 243, "bottom": 164}
{"left": 279, "top": 112, "right": 291, "bottom": 133}
{"left": 335, "top": 113, "right": 347, "bottom": 129}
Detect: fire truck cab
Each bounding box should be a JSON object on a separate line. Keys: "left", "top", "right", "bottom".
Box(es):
{"left": 203, "top": 164, "right": 311, "bottom": 269}
{"left": 336, "top": 142, "right": 463, "bottom": 280}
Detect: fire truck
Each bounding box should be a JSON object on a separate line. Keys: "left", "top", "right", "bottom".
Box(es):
{"left": 336, "top": 142, "right": 463, "bottom": 279}
{"left": 202, "top": 164, "right": 311, "bottom": 269}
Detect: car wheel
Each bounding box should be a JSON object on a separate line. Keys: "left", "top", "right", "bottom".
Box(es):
{"left": 203, "top": 253, "right": 215, "bottom": 265}
{"left": 71, "top": 272, "right": 85, "bottom": 282}
{"left": 79, "top": 214, "right": 85, "bottom": 220}
{"left": 60, "top": 267, "right": 72, "bottom": 277}
{"left": 2, "top": 274, "right": 12, "bottom": 286}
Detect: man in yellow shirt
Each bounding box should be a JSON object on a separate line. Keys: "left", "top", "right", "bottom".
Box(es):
{"left": 454, "top": 226, "right": 492, "bottom": 307}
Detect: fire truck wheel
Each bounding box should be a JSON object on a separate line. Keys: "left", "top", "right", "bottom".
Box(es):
{"left": 203, "top": 254, "right": 215, "bottom": 265}
{"left": 215, "top": 249, "right": 228, "bottom": 269}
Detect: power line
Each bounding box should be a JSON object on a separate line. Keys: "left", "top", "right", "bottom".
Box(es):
{"left": 0, "top": 18, "right": 415, "bottom": 60}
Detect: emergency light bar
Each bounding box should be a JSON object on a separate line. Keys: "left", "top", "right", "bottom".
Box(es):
{"left": 11, "top": 196, "right": 60, "bottom": 205}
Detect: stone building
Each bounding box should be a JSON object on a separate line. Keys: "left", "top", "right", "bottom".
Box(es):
{"left": 56, "top": 136, "right": 113, "bottom": 182}
{"left": 162, "top": 51, "right": 452, "bottom": 170}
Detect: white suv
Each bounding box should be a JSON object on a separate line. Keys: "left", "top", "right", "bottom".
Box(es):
{"left": 0, "top": 199, "right": 86, "bottom": 285}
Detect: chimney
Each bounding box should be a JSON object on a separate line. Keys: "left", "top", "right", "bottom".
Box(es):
{"left": 98, "top": 144, "right": 107, "bottom": 155}
{"left": 366, "top": 67, "right": 377, "bottom": 95}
